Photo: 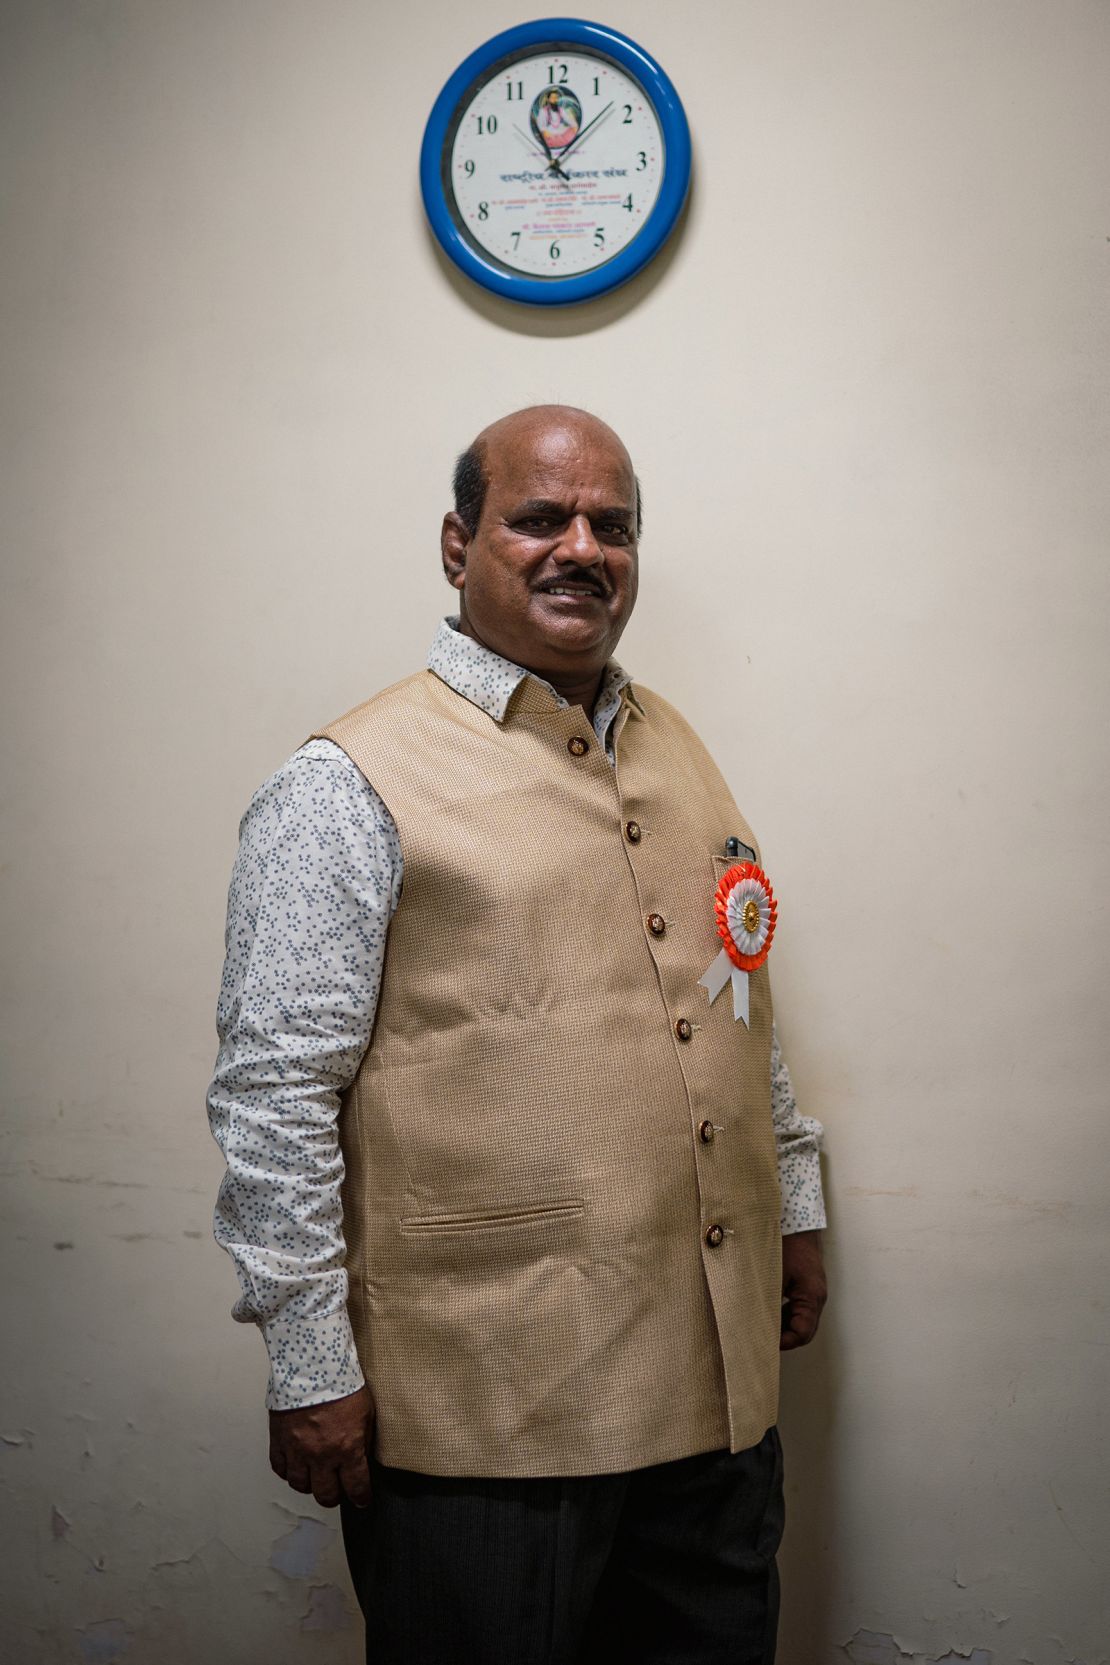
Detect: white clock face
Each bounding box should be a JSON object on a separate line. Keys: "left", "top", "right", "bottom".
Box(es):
{"left": 446, "top": 50, "right": 665, "bottom": 279}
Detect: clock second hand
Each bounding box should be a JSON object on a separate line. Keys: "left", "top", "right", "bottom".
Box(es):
{"left": 513, "top": 124, "right": 571, "bottom": 187}
{"left": 546, "top": 100, "right": 615, "bottom": 173}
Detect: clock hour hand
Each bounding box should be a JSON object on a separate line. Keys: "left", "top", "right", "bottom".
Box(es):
{"left": 548, "top": 99, "right": 615, "bottom": 168}
{"left": 514, "top": 123, "right": 571, "bottom": 186}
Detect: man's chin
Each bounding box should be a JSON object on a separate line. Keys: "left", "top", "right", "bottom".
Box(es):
{"left": 529, "top": 593, "right": 612, "bottom": 644}
{"left": 464, "top": 599, "right": 621, "bottom": 672}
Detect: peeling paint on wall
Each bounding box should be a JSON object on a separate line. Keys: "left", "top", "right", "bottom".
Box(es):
{"left": 841, "top": 1632, "right": 993, "bottom": 1665}
{"left": 268, "top": 1516, "right": 334, "bottom": 1580}
{"left": 75, "top": 1618, "right": 129, "bottom": 1662}
{"left": 842, "top": 1632, "right": 913, "bottom": 1665}
{"left": 300, "top": 1583, "right": 353, "bottom": 1632}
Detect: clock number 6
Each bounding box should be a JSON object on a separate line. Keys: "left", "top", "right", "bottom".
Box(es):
{"left": 549, "top": 240, "right": 560, "bottom": 260}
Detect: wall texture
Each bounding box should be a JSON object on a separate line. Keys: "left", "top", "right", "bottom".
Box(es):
{"left": 2, "top": 2, "right": 1107, "bottom": 1660}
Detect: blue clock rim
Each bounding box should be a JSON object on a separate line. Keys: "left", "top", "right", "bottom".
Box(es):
{"left": 420, "top": 17, "right": 691, "bottom": 307}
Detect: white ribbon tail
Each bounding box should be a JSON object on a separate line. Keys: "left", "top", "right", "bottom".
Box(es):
{"left": 698, "top": 948, "right": 733, "bottom": 1003}
{"left": 698, "top": 951, "right": 751, "bottom": 1026}
{"left": 730, "top": 966, "right": 750, "bottom": 1027}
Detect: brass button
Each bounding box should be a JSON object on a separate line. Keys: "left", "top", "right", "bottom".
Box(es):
{"left": 705, "top": 1223, "right": 725, "bottom": 1248}
{"left": 675, "top": 1018, "right": 692, "bottom": 1042}
{"left": 625, "top": 820, "right": 642, "bottom": 844}
{"left": 698, "top": 1119, "right": 715, "bottom": 1143}
{"left": 647, "top": 913, "right": 666, "bottom": 937}
{"left": 567, "top": 736, "right": 589, "bottom": 757}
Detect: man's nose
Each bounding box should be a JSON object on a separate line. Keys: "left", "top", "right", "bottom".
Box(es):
{"left": 555, "top": 514, "right": 603, "bottom": 564}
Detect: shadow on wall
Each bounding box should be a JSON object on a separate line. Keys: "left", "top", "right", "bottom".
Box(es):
{"left": 776, "top": 1181, "right": 841, "bottom": 1665}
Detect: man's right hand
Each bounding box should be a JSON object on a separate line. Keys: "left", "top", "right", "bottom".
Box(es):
{"left": 268, "top": 1385, "right": 374, "bottom": 1509}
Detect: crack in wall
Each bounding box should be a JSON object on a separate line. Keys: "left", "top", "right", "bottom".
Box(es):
{"left": 841, "top": 1631, "right": 994, "bottom": 1665}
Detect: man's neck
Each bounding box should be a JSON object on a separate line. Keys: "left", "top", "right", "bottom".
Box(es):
{"left": 458, "top": 620, "right": 604, "bottom": 715}
{"left": 540, "top": 666, "right": 605, "bottom": 714}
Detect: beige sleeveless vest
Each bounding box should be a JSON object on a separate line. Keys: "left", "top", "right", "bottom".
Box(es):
{"left": 315, "top": 668, "right": 781, "bottom": 1477}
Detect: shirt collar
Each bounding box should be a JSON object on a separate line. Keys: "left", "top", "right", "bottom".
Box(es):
{"left": 427, "top": 615, "right": 636, "bottom": 726}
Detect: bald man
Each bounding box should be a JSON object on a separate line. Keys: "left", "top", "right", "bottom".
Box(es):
{"left": 207, "top": 407, "right": 827, "bottom": 1664}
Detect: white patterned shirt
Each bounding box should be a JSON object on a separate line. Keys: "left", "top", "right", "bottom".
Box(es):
{"left": 207, "top": 618, "right": 826, "bottom": 1410}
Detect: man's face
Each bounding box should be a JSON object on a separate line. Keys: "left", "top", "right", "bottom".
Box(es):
{"left": 443, "top": 412, "right": 639, "bottom": 685}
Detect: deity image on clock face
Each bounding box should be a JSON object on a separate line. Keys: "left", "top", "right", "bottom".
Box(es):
{"left": 530, "top": 86, "right": 582, "bottom": 154}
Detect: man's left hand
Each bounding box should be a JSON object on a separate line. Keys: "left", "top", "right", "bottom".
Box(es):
{"left": 268, "top": 1385, "right": 374, "bottom": 1509}
{"left": 780, "top": 1229, "right": 827, "bottom": 1351}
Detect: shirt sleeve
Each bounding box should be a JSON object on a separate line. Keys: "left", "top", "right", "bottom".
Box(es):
{"left": 206, "top": 737, "right": 402, "bottom": 1410}
{"left": 771, "top": 1021, "right": 827, "bottom": 1235}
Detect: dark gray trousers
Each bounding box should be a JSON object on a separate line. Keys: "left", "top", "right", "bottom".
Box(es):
{"left": 339, "top": 1427, "right": 784, "bottom": 1665}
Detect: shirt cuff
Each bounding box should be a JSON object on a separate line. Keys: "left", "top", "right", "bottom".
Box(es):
{"left": 261, "top": 1309, "right": 366, "bottom": 1411}
{"left": 778, "top": 1145, "right": 828, "bottom": 1236}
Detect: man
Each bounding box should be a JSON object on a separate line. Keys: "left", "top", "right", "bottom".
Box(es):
{"left": 207, "top": 406, "right": 827, "bottom": 1663}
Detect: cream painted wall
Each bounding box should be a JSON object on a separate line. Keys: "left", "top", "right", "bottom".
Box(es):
{"left": 2, "top": 2, "right": 1108, "bottom": 1660}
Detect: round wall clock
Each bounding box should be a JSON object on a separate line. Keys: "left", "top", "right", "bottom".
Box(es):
{"left": 420, "top": 17, "right": 691, "bottom": 306}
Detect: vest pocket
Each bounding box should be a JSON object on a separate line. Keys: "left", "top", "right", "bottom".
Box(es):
{"left": 399, "top": 1199, "right": 585, "bottom": 1236}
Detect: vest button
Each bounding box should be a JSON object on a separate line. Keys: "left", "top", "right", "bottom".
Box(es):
{"left": 675, "top": 1018, "right": 692, "bottom": 1042}
{"left": 625, "top": 820, "right": 642, "bottom": 844}
{"left": 647, "top": 913, "right": 666, "bottom": 937}
{"left": 705, "top": 1223, "right": 725, "bottom": 1248}
{"left": 698, "top": 1119, "right": 715, "bottom": 1143}
{"left": 567, "top": 735, "right": 590, "bottom": 757}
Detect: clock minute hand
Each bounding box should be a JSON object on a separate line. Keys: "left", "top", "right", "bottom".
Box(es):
{"left": 548, "top": 100, "right": 615, "bottom": 169}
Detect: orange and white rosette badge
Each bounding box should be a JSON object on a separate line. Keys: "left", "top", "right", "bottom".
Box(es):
{"left": 698, "top": 862, "right": 778, "bottom": 1027}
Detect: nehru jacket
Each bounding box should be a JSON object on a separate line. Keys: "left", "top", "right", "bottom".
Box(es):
{"left": 312, "top": 664, "right": 782, "bottom": 1477}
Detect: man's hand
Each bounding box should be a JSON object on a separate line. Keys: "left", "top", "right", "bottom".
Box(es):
{"left": 780, "top": 1229, "right": 827, "bottom": 1351}
{"left": 268, "top": 1385, "right": 374, "bottom": 1509}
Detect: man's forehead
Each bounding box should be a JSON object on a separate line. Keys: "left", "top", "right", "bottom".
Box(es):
{"left": 483, "top": 418, "right": 634, "bottom": 502}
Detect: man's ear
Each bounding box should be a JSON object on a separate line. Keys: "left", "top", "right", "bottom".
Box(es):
{"left": 441, "top": 512, "right": 469, "bottom": 591}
